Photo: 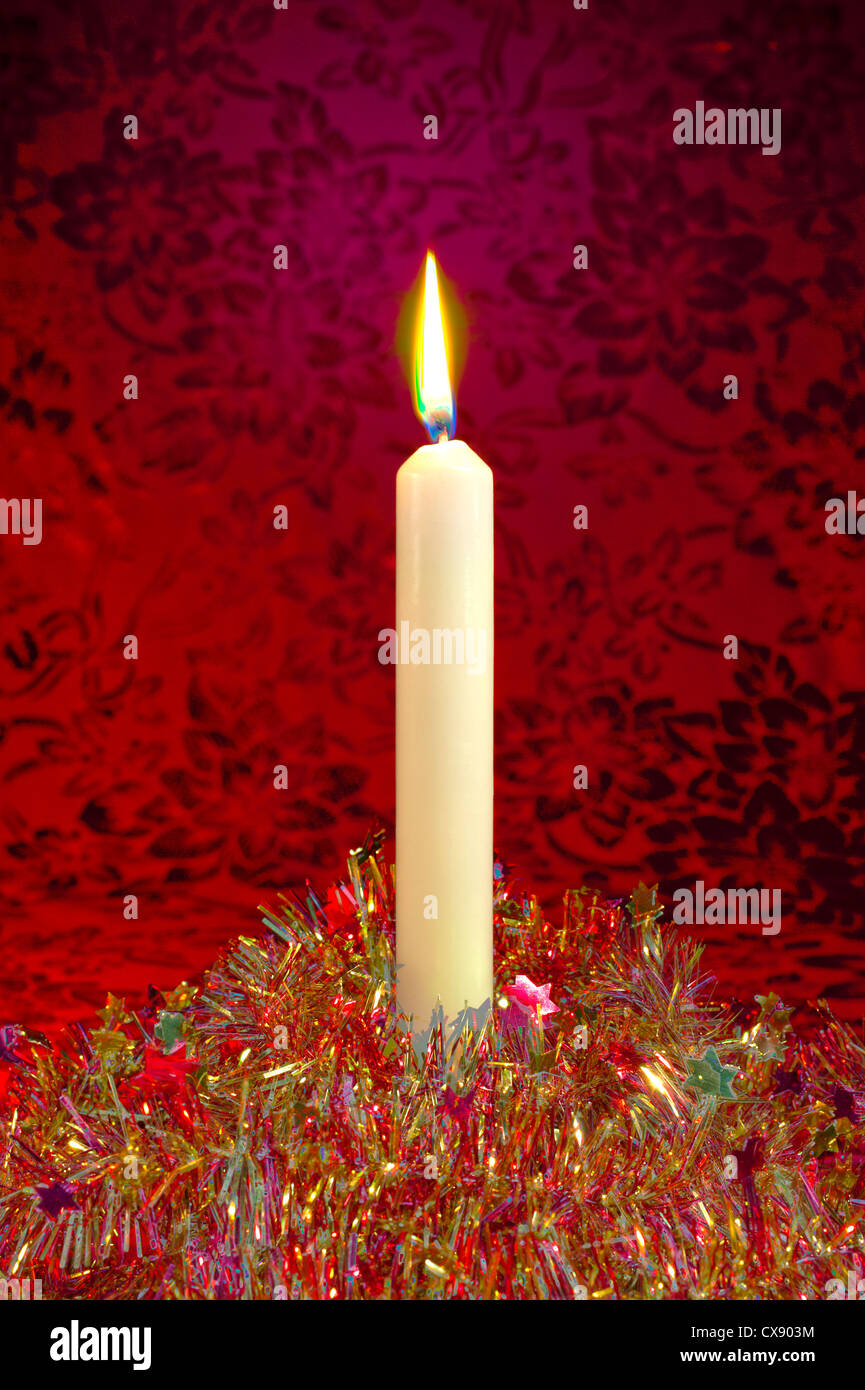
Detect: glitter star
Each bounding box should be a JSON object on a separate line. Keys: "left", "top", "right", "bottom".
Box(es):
{"left": 529, "top": 1046, "right": 558, "bottom": 1075}
{"left": 321, "top": 888, "right": 359, "bottom": 938}
{"left": 754, "top": 994, "right": 794, "bottom": 1031}
{"left": 163, "top": 982, "right": 196, "bottom": 1011}
{"left": 138, "top": 1044, "right": 199, "bottom": 1087}
{"left": 684, "top": 1046, "right": 738, "bottom": 1099}
{"left": 773, "top": 1066, "right": 804, "bottom": 1098}
{"left": 440, "top": 1086, "right": 475, "bottom": 1123}
{"left": 154, "top": 1010, "right": 186, "bottom": 1053}
{"left": 35, "top": 1181, "right": 78, "bottom": 1217}
{"left": 829, "top": 1084, "right": 858, "bottom": 1121}
{"left": 96, "top": 993, "right": 130, "bottom": 1028}
{"left": 90, "top": 1029, "right": 134, "bottom": 1064}
{"left": 813, "top": 1122, "right": 840, "bottom": 1157}
{"left": 504, "top": 975, "right": 559, "bottom": 1021}
{"left": 631, "top": 882, "right": 658, "bottom": 915}
{"left": 751, "top": 1029, "right": 785, "bottom": 1061}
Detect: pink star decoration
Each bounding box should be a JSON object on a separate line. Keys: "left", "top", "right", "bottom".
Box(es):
{"left": 504, "top": 975, "right": 559, "bottom": 1021}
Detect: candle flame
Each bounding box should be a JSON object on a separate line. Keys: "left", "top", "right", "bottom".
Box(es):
{"left": 415, "top": 251, "right": 454, "bottom": 442}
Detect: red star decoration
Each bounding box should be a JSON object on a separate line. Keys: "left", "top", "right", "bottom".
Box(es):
{"left": 322, "top": 888, "right": 359, "bottom": 937}
{"left": 606, "top": 1040, "right": 644, "bottom": 1074}
{"left": 137, "top": 1044, "right": 200, "bottom": 1088}
{"left": 440, "top": 1086, "right": 475, "bottom": 1124}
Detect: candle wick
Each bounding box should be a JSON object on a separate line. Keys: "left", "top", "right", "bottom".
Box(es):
{"left": 437, "top": 430, "right": 449, "bottom": 444}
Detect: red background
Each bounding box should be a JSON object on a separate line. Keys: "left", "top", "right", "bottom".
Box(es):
{"left": 1, "top": 0, "right": 863, "bottom": 1033}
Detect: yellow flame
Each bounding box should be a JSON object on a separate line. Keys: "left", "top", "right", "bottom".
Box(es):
{"left": 415, "top": 251, "right": 454, "bottom": 441}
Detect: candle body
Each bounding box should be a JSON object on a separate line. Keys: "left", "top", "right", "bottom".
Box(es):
{"left": 395, "top": 439, "right": 493, "bottom": 1028}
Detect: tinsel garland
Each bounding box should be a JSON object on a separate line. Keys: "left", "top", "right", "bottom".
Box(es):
{"left": 1, "top": 834, "right": 864, "bottom": 1300}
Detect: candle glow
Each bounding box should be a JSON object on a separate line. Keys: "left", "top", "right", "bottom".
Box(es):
{"left": 414, "top": 251, "right": 455, "bottom": 442}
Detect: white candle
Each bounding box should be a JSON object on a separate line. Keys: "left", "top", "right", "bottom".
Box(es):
{"left": 395, "top": 253, "right": 493, "bottom": 1029}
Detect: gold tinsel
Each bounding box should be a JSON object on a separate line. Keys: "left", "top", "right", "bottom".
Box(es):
{"left": 1, "top": 836, "right": 863, "bottom": 1300}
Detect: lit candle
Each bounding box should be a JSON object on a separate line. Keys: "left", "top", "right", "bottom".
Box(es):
{"left": 395, "top": 252, "right": 493, "bottom": 1030}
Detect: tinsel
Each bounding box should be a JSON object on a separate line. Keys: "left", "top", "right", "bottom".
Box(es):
{"left": 1, "top": 834, "right": 864, "bottom": 1300}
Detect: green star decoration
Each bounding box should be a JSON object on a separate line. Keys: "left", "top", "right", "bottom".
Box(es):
{"left": 684, "top": 1046, "right": 739, "bottom": 1100}
{"left": 630, "top": 882, "right": 659, "bottom": 917}
{"left": 154, "top": 1010, "right": 186, "bottom": 1053}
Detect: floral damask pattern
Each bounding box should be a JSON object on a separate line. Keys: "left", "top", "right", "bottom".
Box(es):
{"left": 1, "top": 0, "right": 863, "bottom": 1032}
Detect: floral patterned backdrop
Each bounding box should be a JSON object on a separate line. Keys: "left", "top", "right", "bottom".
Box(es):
{"left": 1, "top": 0, "right": 863, "bottom": 1031}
